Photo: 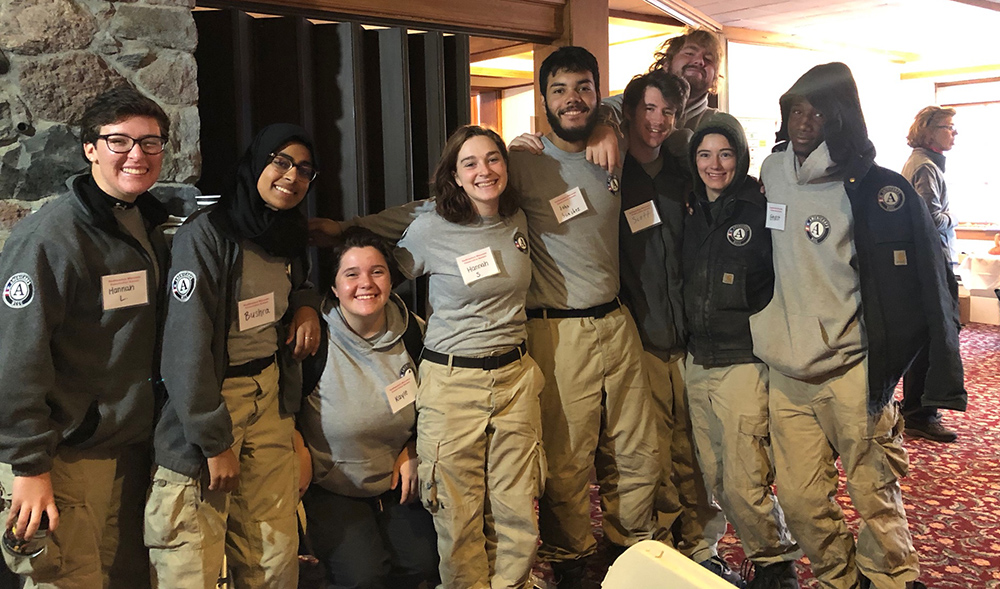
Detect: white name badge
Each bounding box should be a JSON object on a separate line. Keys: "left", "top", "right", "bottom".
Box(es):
{"left": 624, "top": 200, "right": 662, "bottom": 233}
{"left": 101, "top": 270, "right": 149, "bottom": 310}
{"left": 765, "top": 203, "right": 787, "bottom": 231}
{"left": 550, "top": 186, "right": 588, "bottom": 224}
{"left": 385, "top": 371, "right": 417, "bottom": 414}
{"left": 237, "top": 292, "right": 275, "bottom": 331}
{"left": 457, "top": 247, "right": 500, "bottom": 285}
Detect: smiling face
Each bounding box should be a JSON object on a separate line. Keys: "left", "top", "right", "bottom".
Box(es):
{"left": 669, "top": 42, "right": 717, "bottom": 100}
{"left": 695, "top": 133, "right": 737, "bottom": 201}
{"left": 544, "top": 68, "right": 600, "bottom": 144}
{"left": 787, "top": 97, "right": 826, "bottom": 163}
{"left": 82, "top": 115, "right": 164, "bottom": 202}
{"left": 630, "top": 85, "right": 676, "bottom": 152}
{"left": 256, "top": 142, "right": 313, "bottom": 210}
{"left": 332, "top": 246, "right": 392, "bottom": 332}
{"left": 453, "top": 134, "right": 508, "bottom": 217}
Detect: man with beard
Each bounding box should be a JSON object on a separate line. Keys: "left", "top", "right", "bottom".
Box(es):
{"left": 309, "top": 46, "right": 662, "bottom": 588}
{"left": 750, "top": 63, "right": 965, "bottom": 589}
{"left": 509, "top": 46, "right": 660, "bottom": 587}
{"left": 648, "top": 28, "right": 721, "bottom": 131}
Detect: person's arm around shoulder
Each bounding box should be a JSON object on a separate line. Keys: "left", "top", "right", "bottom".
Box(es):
{"left": 309, "top": 200, "right": 436, "bottom": 247}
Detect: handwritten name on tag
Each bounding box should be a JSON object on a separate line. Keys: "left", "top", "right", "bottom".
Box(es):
{"left": 385, "top": 371, "right": 417, "bottom": 414}
{"left": 765, "top": 203, "right": 787, "bottom": 231}
{"left": 101, "top": 270, "right": 149, "bottom": 310}
{"left": 457, "top": 247, "right": 500, "bottom": 285}
{"left": 624, "top": 201, "right": 662, "bottom": 233}
{"left": 549, "top": 187, "right": 588, "bottom": 224}
{"left": 237, "top": 292, "right": 276, "bottom": 331}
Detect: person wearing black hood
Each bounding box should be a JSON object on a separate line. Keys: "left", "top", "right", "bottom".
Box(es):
{"left": 749, "top": 63, "right": 966, "bottom": 589}
{"left": 683, "top": 111, "right": 801, "bottom": 589}
{"left": 146, "top": 124, "right": 322, "bottom": 588}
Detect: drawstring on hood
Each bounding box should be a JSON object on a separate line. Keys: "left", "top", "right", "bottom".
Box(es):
{"left": 775, "top": 62, "right": 875, "bottom": 173}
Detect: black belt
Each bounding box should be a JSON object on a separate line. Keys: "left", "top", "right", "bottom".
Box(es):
{"left": 421, "top": 342, "right": 526, "bottom": 370}
{"left": 526, "top": 299, "right": 620, "bottom": 320}
{"left": 225, "top": 355, "right": 276, "bottom": 378}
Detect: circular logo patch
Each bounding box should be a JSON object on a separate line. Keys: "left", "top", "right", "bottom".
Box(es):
{"left": 805, "top": 215, "right": 831, "bottom": 244}
{"left": 877, "top": 186, "right": 905, "bottom": 212}
{"left": 727, "top": 224, "right": 752, "bottom": 247}
{"left": 3, "top": 273, "right": 34, "bottom": 309}
{"left": 607, "top": 174, "right": 620, "bottom": 194}
{"left": 171, "top": 271, "right": 196, "bottom": 302}
{"left": 399, "top": 362, "right": 415, "bottom": 378}
{"left": 513, "top": 232, "right": 529, "bottom": 254}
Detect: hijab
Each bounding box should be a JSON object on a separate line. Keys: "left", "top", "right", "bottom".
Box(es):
{"left": 215, "top": 123, "right": 315, "bottom": 258}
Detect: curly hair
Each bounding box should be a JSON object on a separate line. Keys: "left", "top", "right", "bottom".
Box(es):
{"left": 433, "top": 125, "right": 519, "bottom": 225}
{"left": 907, "top": 106, "right": 956, "bottom": 149}
{"left": 649, "top": 28, "right": 721, "bottom": 92}
{"left": 622, "top": 70, "right": 690, "bottom": 128}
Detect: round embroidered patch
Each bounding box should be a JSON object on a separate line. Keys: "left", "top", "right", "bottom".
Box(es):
{"left": 513, "top": 232, "right": 529, "bottom": 254}
{"left": 877, "top": 186, "right": 905, "bottom": 212}
{"left": 171, "top": 270, "right": 196, "bottom": 302}
{"left": 3, "top": 273, "right": 34, "bottom": 309}
{"left": 805, "top": 215, "right": 831, "bottom": 244}
{"left": 727, "top": 224, "right": 752, "bottom": 247}
{"left": 400, "top": 362, "right": 415, "bottom": 378}
{"left": 607, "top": 174, "right": 620, "bottom": 193}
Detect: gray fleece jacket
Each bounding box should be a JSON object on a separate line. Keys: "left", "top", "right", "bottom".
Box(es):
{"left": 298, "top": 294, "right": 420, "bottom": 497}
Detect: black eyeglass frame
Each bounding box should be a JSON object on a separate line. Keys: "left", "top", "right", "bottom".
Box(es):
{"left": 267, "top": 152, "right": 319, "bottom": 182}
{"left": 97, "top": 134, "right": 169, "bottom": 155}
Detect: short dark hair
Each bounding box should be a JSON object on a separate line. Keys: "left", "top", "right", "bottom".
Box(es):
{"left": 649, "top": 28, "right": 721, "bottom": 92}
{"left": 433, "top": 125, "right": 519, "bottom": 224}
{"left": 539, "top": 46, "right": 601, "bottom": 98}
{"left": 622, "top": 70, "right": 690, "bottom": 127}
{"left": 78, "top": 85, "right": 170, "bottom": 163}
{"left": 331, "top": 226, "right": 402, "bottom": 287}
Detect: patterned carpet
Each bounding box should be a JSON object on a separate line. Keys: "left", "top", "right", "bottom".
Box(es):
{"left": 540, "top": 322, "right": 1000, "bottom": 588}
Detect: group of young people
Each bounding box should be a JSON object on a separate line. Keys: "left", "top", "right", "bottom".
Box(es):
{"left": 0, "top": 26, "right": 966, "bottom": 589}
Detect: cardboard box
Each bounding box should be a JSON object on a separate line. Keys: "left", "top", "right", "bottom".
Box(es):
{"left": 969, "top": 291, "right": 1000, "bottom": 325}
{"left": 959, "top": 287, "right": 971, "bottom": 325}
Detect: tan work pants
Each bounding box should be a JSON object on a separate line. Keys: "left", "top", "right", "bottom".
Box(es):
{"left": 145, "top": 363, "right": 299, "bottom": 589}
{"left": 416, "top": 354, "right": 544, "bottom": 589}
{"left": 685, "top": 358, "right": 799, "bottom": 565}
{"left": 643, "top": 352, "right": 727, "bottom": 564}
{"left": 0, "top": 445, "right": 151, "bottom": 589}
{"left": 528, "top": 307, "right": 659, "bottom": 563}
{"left": 770, "top": 359, "right": 918, "bottom": 589}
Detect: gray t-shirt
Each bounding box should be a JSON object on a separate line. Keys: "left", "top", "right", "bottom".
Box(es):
{"left": 395, "top": 209, "right": 531, "bottom": 356}
{"left": 227, "top": 240, "right": 291, "bottom": 365}
{"left": 114, "top": 205, "right": 160, "bottom": 286}
{"left": 508, "top": 136, "right": 623, "bottom": 310}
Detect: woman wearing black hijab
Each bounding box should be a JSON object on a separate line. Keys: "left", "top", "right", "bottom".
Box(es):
{"left": 146, "top": 124, "right": 322, "bottom": 588}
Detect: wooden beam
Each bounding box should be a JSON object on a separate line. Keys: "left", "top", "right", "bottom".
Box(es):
{"left": 947, "top": 0, "right": 1000, "bottom": 11}
{"left": 471, "top": 76, "right": 534, "bottom": 89}
{"left": 199, "top": 0, "right": 565, "bottom": 42}
{"left": 471, "top": 40, "right": 533, "bottom": 62}
{"left": 608, "top": 8, "right": 682, "bottom": 27}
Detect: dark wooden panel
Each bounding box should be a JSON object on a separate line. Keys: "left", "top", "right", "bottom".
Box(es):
{"left": 408, "top": 31, "right": 447, "bottom": 200}
{"left": 364, "top": 28, "right": 413, "bottom": 211}
{"left": 444, "top": 34, "right": 472, "bottom": 136}
{"left": 250, "top": 16, "right": 310, "bottom": 133}
{"left": 194, "top": 8, "right": 253, "bottom": 196}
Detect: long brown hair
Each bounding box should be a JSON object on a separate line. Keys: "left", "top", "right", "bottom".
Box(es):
{"left": 433, "top": 125, "right": 519, "bottom": 224}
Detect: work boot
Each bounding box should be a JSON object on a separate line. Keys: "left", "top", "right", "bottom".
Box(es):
{"left": 904, "top": 420, "right": 957, "bottom": 443}
{"left": 699, "top": 555, "right": 746, "bottom": 588}
{"left": 746, "top": 561, "right": 799, "bottom": 589}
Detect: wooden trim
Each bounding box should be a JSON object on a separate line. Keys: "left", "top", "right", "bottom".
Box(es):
{"left": 199, "top": 0, "right": 566, "bottom": 41}
{"left": 901, "top": 64, "right": 1000, "bottom": 80}
{"left": 470, "top": 66, "right": 533, "bottom": 80}
{"left": 471, "top": 76, "right": 534, "bottom": 89}
{"left": 470, "top": 41, "right": 533, "bottom": 62}
{"left": 935, "top": 76, "right": 1000, "bottom": 87}
{"left": 608, "top": 9, "right": 683, "bottom": 27}
{"left": 948, "top": 0, "right": 1000, "bottom": 11}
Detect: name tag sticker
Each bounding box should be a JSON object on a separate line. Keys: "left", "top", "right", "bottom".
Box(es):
{"left": 893, "top": 250, "right": 908, "bottom": 266}
{"left": 765, "top": 203, "right": 787, "bottom": 231}
{"left": 385, "top": 372, "right": 417, "bottom": 414}
{"left": 238, "top": 292, "right": 275, "bottom": 331}
{"left": 101, "top": 270, "right": 148, "bottom": 310}
{"left": 624, "top": 200, "right": 662, "bottom": 233}
{"left": 550, "top": 186, "right": 588, "bottom": 224}
{"left": 457, "top": 247, "right": 500, "bottom": 285}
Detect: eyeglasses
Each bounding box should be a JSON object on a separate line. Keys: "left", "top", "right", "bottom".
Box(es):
{"left": 268, "top": 153, "right": 319, "bottom": 182}
{"left": 936, "top": 125, "right": 957, "bottom": 132}
{"left": 98, "top": 134, "right": 168, "bottom": 155}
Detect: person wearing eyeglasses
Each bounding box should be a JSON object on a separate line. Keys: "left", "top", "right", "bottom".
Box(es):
{"left": 145, "top": 124, "right": 322, "bottom": 588}
{"left": 0, "top": 86, "right": 170, "bottom": 588}
{"left": 899, "top": 106, "right": 961, "bottom": 444}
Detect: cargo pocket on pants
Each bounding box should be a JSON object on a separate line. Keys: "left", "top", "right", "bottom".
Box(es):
{"left": 736, "top": 414, "right": 773, "bottom": 488}
{"left": 419, "top": 442, "right": 441, "bottom": 513}
{"left": 144, "top": 468, "right": 202, "bottom": 551}
{"left": 864, "top": 401, "right": 909, "bottom": 484}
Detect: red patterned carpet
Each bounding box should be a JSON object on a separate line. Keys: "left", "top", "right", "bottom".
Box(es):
{"left": 537, "top": 323, "right": 1000, "bottom": 588}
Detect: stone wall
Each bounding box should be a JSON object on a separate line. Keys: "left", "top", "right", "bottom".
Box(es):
{"left": 0, "top": 0, "right": 200, "bottom": 249}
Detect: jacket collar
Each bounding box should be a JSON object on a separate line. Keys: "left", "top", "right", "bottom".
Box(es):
{"left": 71, "top": 174, "right": 170, "bottom": 231}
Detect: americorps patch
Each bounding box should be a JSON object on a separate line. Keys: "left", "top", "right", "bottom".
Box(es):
{"left": 171, "top": 271, "right": 196, "bottom": 302}
{"left": 3, "top": 273, "right": 34, "bottom": 309}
